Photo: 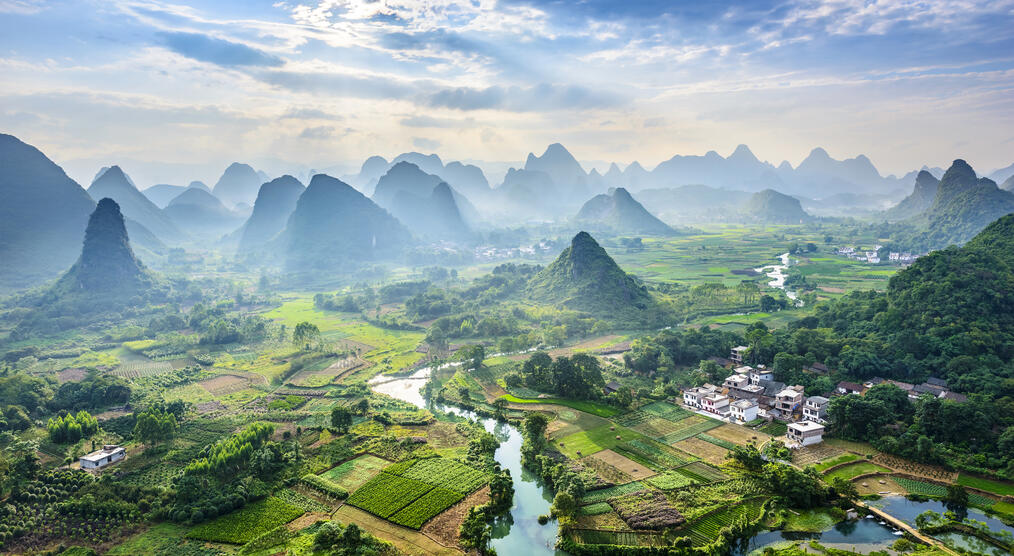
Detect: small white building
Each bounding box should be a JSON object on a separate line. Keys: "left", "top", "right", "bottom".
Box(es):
{"left": 80, "top": 445, "right": 125, "bottom": 470}
{"left": 730, "top": 399, "right": 759, "bottom": 423}
{"left": 749, "top": 368, "right": 774, "bottom": 385}
{"left": 786, "top": 421, "right": 824, "bottom": 447}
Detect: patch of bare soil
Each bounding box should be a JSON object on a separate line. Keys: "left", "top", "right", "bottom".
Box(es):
{"left": 287, "top": 512, "right": 330, "bottom": 531}
{"left": 57, "top": 368, "right": 88, "bottom": 383}
{"left": 422, "top": 486, "right": 490, "bottom": 548}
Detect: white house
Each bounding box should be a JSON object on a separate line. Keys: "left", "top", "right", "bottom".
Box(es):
{"left": 80, "top": 445, "right": 125, "bottom": 470}
{"left": 774, "top": 386, "right": 805, "bottom": 417}
{"left": 786, "top": 421, "right": 824, "bottom": 447}
{"left": 683, "top": 385, "right": 716, "bottom": 409}
{"left": 730, "top": 399, "right": 758, "bottom": 423}
{"left": 802, "top": 396, "right": 829, "bottom": 424}
{"left": 701, "top": 392, "right": 730, "bottom": 416}
{"left": 749, "top": 368, "right": 774, "bottom": 385}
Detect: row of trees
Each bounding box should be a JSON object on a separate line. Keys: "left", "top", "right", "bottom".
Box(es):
{"left": 513, "top": 352, "right": 606, "bottom": 400}
{"left": 46, "top": 410, "right": 98, "bottom": 443}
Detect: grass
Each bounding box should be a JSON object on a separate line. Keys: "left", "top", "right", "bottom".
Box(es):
{"left": 782, "top": 509, "right": 838, "bottom": 532}
{"left": 499, "top": 394, "right": 621, "bottom": 417}
{"left": 556, "top": 424, "right": 648, "bottom": 459}
{"left": 758, "top": 421, "right": 788, "bottom": 436}
{"left": 580, "top": 481, "right": 646, "bottom": 504}
{"left": 956, "top": 474, "right": 1014, "bottom": 497}
{"left": 823, "top": 462, "right": 891, "bottom": 482}
{"left": 346, "top": 473, "right": 434, "bottom": 519}
{"left": 813, "top": 453, "right": 859, "bottom": 472}
{"left": 321, "top": 454, "right": 389, "bottom": 491}
{"left": 186, "top": 497, "right": 304, "bottom": 544}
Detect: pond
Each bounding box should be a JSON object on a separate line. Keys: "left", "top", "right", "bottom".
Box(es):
{"left": 868, "top": 495, "right": 1014, "bottom": 537}
{"left": 732, "top": 518, "right": 900, "bottom": 555}
{"left": 369, "top": 366, "right": 565, "bottom": 555}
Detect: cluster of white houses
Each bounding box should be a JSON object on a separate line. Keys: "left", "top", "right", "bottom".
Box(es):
{"left": 683, "top": 347, "right": 828, "bottom": 447}
{"left": 836, "top": 246, "right": 916, "bottom": 265}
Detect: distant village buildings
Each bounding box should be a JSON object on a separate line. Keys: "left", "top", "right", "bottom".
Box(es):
{"left": 836, "top": 245, "right": 916, "bottom": 264}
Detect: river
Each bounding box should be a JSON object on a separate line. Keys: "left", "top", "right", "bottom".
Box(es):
{"left": 755, "top": 252, "right": 801, "bottom": 305}
{"left": 369, "top": 367, "right": 564, "bottom": 555}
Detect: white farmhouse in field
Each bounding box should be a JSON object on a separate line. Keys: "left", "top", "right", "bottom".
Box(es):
{"left": 80, "top": 445, "right": 125, "bottom": 470}
{"left": 786, "top": 421, "right": 824, "bottom": 447}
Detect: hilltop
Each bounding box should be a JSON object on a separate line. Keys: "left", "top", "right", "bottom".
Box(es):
{"left": 0, "top": 134, "right": 96, "bottom": 290}
{"left": 526, "top": 232, "right": 661, "bottom": 325}
{"left": 741, "top": 189, "right": 810, "bottom": 223}
{"left": 237, "top": 175, "right": 304, "bottom": 254}
{"left": 212, "top": 162, "right": 263, "bottom": 208}
{"left": 883, "top": 170, "right": 940, "bottom": 221}
{"left": 901, "top": 159, "right": 1014, "bottom": 250}
{"left": 282, "top": 174, "right": 413, "bottom": 272}
{"left": 88, "top": 166, "right": 185, "bottom": 243}
{"left": 164, "top": 187, "right": 244, "bottom": 238}
{"left": 574, "top": 188, "right": 676, "bottom": 235}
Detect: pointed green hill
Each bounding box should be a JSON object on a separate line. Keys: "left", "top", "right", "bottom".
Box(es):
{"left": 525, "top": 232, "right": 660, "bottom": 325}
{"left": 575, "top": 187, "right": 676, "bottom": 235}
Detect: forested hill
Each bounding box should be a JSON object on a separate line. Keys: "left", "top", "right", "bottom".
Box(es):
{"left": 817, "top": 212, "right": 1014, "bottom": 393}
{"left": 525, "top": 231, "right": 662, "bottom": 326}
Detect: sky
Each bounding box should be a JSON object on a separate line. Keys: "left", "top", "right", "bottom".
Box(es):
{"left": 1, "top": 0, "right": 1013, "bottom": 187}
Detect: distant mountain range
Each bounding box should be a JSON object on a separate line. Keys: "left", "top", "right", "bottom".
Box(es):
{"left": 143, "top": 181, "right": 210, "bottom": 208}
{"left": 741, "top": 189, "right": 810, "bottom": 223}
{"left": 213, "top": 163, "right": 265, "bottom": 209}
{"left": 346, "top": 152, "right": 489, "bottom": 201}
{"left": 164, "top": 187, "right": 245, "bottom": 237}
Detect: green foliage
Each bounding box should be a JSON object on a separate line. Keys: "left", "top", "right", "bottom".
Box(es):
{"left": 389, "top": 458, "right": 488, "bottom": 495}
{"left": 46, "top": 410, "right": 98, "bottom": 443}
{"left": 185, "top": 497, "right": 304, "bottom": 544}
{"left": 389, "top": 487, "right": 463, "bottom": 529}
{"left": 300, "top": 473, "right": 349, "bottom": 499}
{"left": 182, "top": 422, "right": 273, "bottom": 477}
{"left": 525, "top": 232, "right": 663, "bottom": 326}
{"left": 133, "top": 407, "right": 178, "bottom": 447}
{"left": 346, "top": 473, "right": 433, "bottom": 518}
{"left": 519, "top": 351, "right": 606, "bottom": 401}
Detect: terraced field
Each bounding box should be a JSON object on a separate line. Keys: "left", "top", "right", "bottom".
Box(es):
{"left": 684, "top": 501, "right": 764, "bottom": 546}
{"left": 675, "top": 462, "right": 728, "bottom": 483}
{"left": 659, "top": 416, "right": 722, "bottom": 444}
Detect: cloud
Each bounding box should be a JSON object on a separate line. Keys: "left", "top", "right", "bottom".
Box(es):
{"left": 299, "top": 125, "right": 335, "bottom": 139}
{"left": 427, "top": 83, "right": 623, "bottom": 112}
{"left": 412, "top": 137, "right": 441, "bottom": 149}
{"left": 280, "top": 107, "right": 343, "bottom": 120}
{"left": 0, "top": 0, "right": 44, "bottom": 14}
{"left": 160, "top": 32, "right": 284, "bottom": 67}
{"left": 259, "top": 70, "right": 414, "bottom": 98}
{"left": 400, "top": 115, "right": 474, "bottom": 128}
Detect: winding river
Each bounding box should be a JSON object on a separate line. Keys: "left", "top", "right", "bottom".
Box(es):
{"left": 755, "top": 252, "right": 801, "bottom": 305}
{"left": 369, "top": 367, "right": 564, "bottom": 555}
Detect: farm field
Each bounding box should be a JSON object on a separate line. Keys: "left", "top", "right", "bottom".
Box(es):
{"left": 500, "top": 394, "right": 621, "bottom": 417}
{"left": 683, "top": 500, "right": 765, "bottom": 546}
{"left": 185, "top": 497, "right": 304, "bottom": 544}
{"left": 321, "top": 454, "right": 390, "bottom": 491}
{"left": 557, "top": 424, "right": 648, "bottom": 459}
{"left": 659, "top": 415, "right": 722, "bottom": 444}
{"left": 822, "top": 461, "right": 892, "bottom": 482}
{"left": 675, "top": 436, "right": 730, "bottom": 465}
{"left": 587, "top": 449, "right": 658, "bottom": 481}
{"left": 347, "top": 473, "right": 434, "bottom": 519}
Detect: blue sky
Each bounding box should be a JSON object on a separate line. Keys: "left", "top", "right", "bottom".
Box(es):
{"left": 1, "top": 0, "right": 1013, "bottom": 186}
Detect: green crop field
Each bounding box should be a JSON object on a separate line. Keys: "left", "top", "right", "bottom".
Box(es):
{"left": 499, "top": 394, "right": 621, "bottom": 417}
{"left": 578, "top": 502, "right": 614, "bottom": 516}
{"left": 675, "top": 462, "right": 728, "bottom": 483}
{"left": 391, "top": 458, "right": 488, "bottom": 495}
{"left": 614, "top": 438, "right": 698, "bottom": 471}
{"left": 685, "top": 501, "right": 764, "bottom": 546}
{"left": 581, "top": 481, "right": 645, "bottom": 504}
{"left": 388, "top": 487, "right": 464, "bottom": 529}
{"left": 823, "top": 462, "right": 891, "bottom": 482}
{"left": 956, "top": 474, "right": 1014, "bottom": 497}
{"left": 659, "top": 417, "right": 722, "bottom": 444}
{"left": 696, "top": 433, "right": 737, "bottom": 451}
{"left": 758, "top": 421, "right": 788, "bottom": 436}
{"left": 186, "top": 497, "right": 304, "bottom": 544}
{"left": 321, "top": 454, "right": 389, "bottom": 490}
{"left": 646, "top": 471, "right": 697, "bottom": 490}
{"left": 557, "top": 424, "right": 648, "bottom": 459}
{"left": 347, "top": 473, "right": 434, "bottom": 519}
{"left": 813, "top": 453, "right": 859, "bottom": 471}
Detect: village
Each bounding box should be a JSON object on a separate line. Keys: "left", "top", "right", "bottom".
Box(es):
{"left": 680, "top": 346, "right": 966, "bottom": 449}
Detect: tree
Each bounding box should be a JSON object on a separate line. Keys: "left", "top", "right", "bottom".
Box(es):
{"left": 292, "top": 321, "right": 320, "bottom": 350}
{"left": 458, "top": 344, "right": 486, "bottom": 370}
{"left": 492, "top": 398, "right": 508, "bottom": 419}
{"left": 331, "top": 407, "right": 352, "bottom": 433}
{"left": 944, "top": 484, "right": 969, "bottom": 509}
{"left": 830, "top": 476, "right": 859, "bottom": 502}
{"left": 550, "top": 491, "right": 577, "bottom": 519}
{"left": 355, "top": 398, "right": 369, "bottom": 416}
{"left": 133, "top": 408, "right": 178, "bottom": 447}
